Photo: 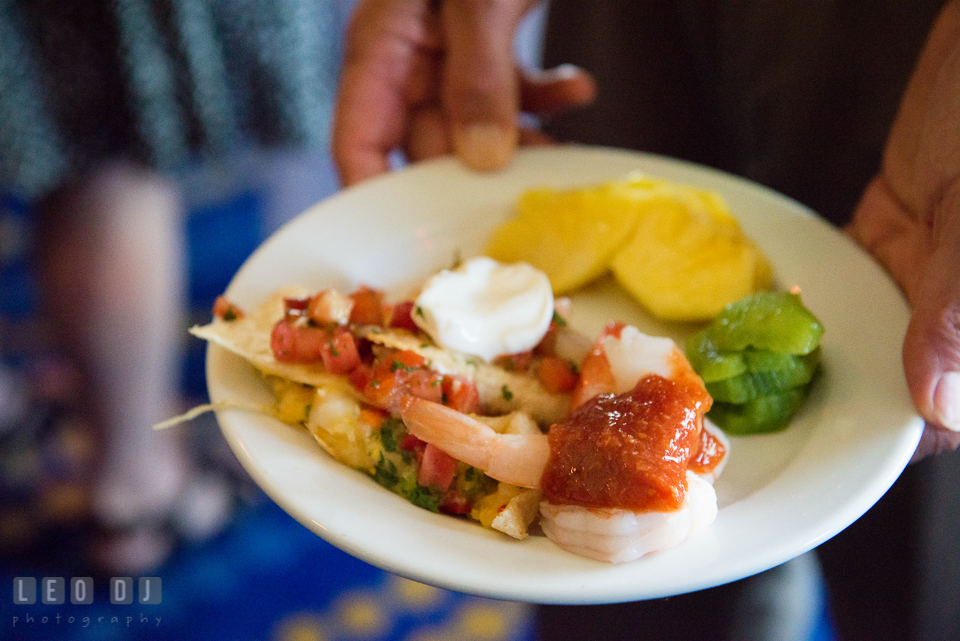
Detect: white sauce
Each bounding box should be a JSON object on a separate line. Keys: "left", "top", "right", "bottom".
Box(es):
{"left": 413, "top": 257, "right": 554, "bottom": 361}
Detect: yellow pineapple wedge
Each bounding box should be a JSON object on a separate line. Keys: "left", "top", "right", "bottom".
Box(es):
{"left": 486, "top": 175, "right": 772, "bottom": 319}
{"left": 485, "top": 180, "right": 647, "bottom": 293}
{"left": 610, "top": 203, "right": 771, "bottom": 321}
{"left": 610, "top": 179, "right": 772, "bottom": 321}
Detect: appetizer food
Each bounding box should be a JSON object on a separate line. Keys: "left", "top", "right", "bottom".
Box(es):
{"left": 192, "top": 257, "right": 728, "bottom": 563}
{"left": 485, "top": 175, "right": 772, "bottom": 321}
{"left": 686, "top": 291, "right": 825, "bottom": 434}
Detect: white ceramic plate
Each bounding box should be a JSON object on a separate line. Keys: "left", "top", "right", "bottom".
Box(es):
{"left": 206, "top": 146, "right": 922, "bottom": 604}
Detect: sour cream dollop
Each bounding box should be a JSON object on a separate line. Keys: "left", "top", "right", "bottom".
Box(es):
{"left": 413, "top": 257, "right": 554, "bottom": 361}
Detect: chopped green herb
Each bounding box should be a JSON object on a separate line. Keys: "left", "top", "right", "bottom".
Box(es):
{"left": 415, "top": 306, "right": 425, "bottom": 319}
{"left": 374, "top": 456, "right": 400, "bottom": 488}
{"left": 328, "top": 339, "right": 339, "bottom": 356}
{"left": 373, "top": 454, "right": 441, "bottom": 513}
{"left": 501, "top": 385, "right": 514, "bottom": 401}
{"left": 380, "top": 426, "right": 398, "bottom": 453}
{"left": 379, "top": 418, "right": 412, "bottom": 461}
{"left": 406, "top": 483, "right": 442, "bottom": 512}
{"left": 552, "top": 311, "right": 567, "bottom": 327}
{"left": 390, "top": 359, "right": 416, "bottom": 373}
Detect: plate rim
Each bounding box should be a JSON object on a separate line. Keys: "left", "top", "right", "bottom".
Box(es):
{"left": 206, "top": 145, "right": 923, "bottom": 604}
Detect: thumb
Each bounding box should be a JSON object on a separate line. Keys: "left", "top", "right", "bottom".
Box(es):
{"left": 441, "top": 0, "right": 535, "bottom": 171}
{"left": 849, "top": 177, "right": 960, "bottom": 435}
{"left": 902, "top": 197, "right": 960, "bottom": 433}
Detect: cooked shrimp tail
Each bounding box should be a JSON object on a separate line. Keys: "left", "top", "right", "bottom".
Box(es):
{"left": 398, "top": 396, "right": 549, "bottom": 488}
{"left": 539, "top": 471, "right": 718, "bottom": 563}
{"left": 572, "top": 324, "right": 708, "bottom": 409}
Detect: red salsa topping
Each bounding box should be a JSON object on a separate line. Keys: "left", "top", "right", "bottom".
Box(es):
{"left": 540, "top": 374, "right": 712, "bottom": 512}
{"left": 688, "top": 426, "right": 726, "bottom": 476}
{"left": 212, "top": 295, "right": 244, "bottom": 321}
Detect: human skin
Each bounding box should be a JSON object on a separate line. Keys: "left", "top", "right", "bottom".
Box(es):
{"left": 333, "top": 0, "right": 960, "bottom": 459}
{"left": 845, "top": 0, "right": 960, "bottom": 458}
{"left": 332, "top": 0, "right": 595, "bottom": 183}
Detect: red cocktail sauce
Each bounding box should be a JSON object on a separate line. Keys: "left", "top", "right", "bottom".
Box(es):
{"left": 689, "top": 424, "right": 727, "bottom": 477}
{"left": 540, "top": 374, "right": 715, "bottom": 512}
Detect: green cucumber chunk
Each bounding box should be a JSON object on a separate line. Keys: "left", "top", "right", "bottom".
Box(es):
{"left": 707, "top": 386, "right": 809, "bottom": 435}
{"left": 685, "top": 332, "right": 748, "bottom": 382}
{"left": 686, "top": 333, "right": 822, "bottom": 383}
{"left": 744, "top": 348, "right": 815, "bottom": 372}
{"left": 706, "top": 348, "right": 821, "bottom": 403}
{"left": 703, "top": 291, "right": 824, "bottom": 354}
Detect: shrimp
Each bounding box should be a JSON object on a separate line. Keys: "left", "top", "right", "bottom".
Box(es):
{"left": 539, "top": 472, "right": 718, "bottom": 564}
{"left": 401, "top": 391, "right": 718, "bottom": 563}
{"left": 572, "top": 323, "right": 728, "bottom": 483}
{"left": 571, "top": 322, "right": 705, "bottom": 408}
{"left": 398, "top": 324, "right": 728, "bottom": 564}
{"left": 397, "top": 396, "right": 549, "bottom": 489}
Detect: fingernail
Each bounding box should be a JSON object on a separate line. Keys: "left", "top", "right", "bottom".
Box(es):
{"left": 539, "top": 63, "right": 585, "bottom": 81}
{"left": 453, "top": 123, "right": 516, "bottom": 171}
{"left": 933, "top": 371, "right": 960, "bottom": 431}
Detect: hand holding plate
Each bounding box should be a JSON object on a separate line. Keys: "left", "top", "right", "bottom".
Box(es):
{"left": 846, "top": 1, "right": 960, "bottom": 457}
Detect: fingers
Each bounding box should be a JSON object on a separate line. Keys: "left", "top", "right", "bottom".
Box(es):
{"left": 334, "top": 0, "right": 595, "bottom": 185}
{"left": 406, "top": 104, "right": 453, "bottom": 161}
{"left": 849, "top": 175, "right": 960, "bottom": 444}
{"left": 441, "top": 0, "right": 538, "bottom": 171}
{"left": 333, "top": 0, "right": 439, "bottom": 186}
{"left": 901, "top": 186, "right": 960, "bottom": 435}
{"left": 845, "top": 177, "right": 926, "bottom": 301}
{"left": 848, "top": 1, "right": 960, "bottom": 462}
{"left": 911, "top": 423, "right": 960, "bottom": 462}
{"left": 520, "top": 64, "right": 597, "bottom": 115}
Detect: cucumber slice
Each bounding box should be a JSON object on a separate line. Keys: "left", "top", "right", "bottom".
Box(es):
{"left": 687, "top": 329, "right": 822, "bottom": 383}
{"left": 707, "top": 386, "right": 809, "bottom": 435}
{"left": 704, "top": 291, "right": 824, "bottom": 354}
{"left": 706, "top": 349, "right": 821, "bottom": 403}
{"left": 744, "top": 348, "right": 815, "bottom": 372}
{"left": 685, "top": 332, "right": 747, "bottom": 382}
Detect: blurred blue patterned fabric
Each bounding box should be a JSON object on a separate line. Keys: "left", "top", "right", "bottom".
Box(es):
{"left": 0, "top": 162, "right": 539, "bottom": 641}
{"left": 0, "top": 0, "right": 347, "bottom": 201}
{"left": 2, "top": 496, "right": 537, "bottom": 641}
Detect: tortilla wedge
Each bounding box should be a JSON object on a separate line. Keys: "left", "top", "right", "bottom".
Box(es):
{"left": 190, "top": 285, "right": 571, "bottom": 425}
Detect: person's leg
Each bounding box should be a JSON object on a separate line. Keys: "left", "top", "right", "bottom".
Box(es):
{"left": 36, "top": 162, "right": 208, "bottom": 572}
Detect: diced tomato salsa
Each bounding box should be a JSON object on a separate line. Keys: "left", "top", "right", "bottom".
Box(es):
{"left": 348, "top": 286, "right": 385, "bottom": 325}
{"left": 388, "top": 300, "right": 420, "bottom": 332}
{"left": 441, "top": 375, "right": 480, "bottom": 414}
{"left": 537, "top": 357, "right": 579, "bottom": 394}
{"left": 418, "top": 443, "right": 458, "bottom": 492}
{"left": 256, "top": 283, "right": 584, "bottom": 517}
{"left": 212, "top": 295, "right": 244, "bottom": 321}
{"left": 495, "top": 350, "right": 534, "bottom": 373}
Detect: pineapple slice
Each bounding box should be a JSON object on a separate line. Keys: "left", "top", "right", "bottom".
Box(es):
{"left": 486, "top": 174, "right": 772, "bottom": 319}
{"left": 485, "top": 181, "right": 645, "bottom": 293}
{"left": 611, "top": 198, "right": 771, "bottom": 321}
